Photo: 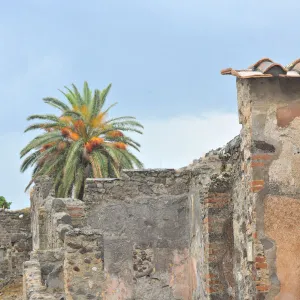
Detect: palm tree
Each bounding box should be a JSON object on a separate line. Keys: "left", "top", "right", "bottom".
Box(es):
{"left": 20, "top": 82, "right": 143, "bottom": 199}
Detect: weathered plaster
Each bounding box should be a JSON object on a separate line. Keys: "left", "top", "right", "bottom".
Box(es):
{"left": 265, "top": 196, "right": 300, "bottom": 300}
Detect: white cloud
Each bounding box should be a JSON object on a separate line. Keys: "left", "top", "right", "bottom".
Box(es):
{"left": 134, "top": 112, "right": 241, "bottom": 169}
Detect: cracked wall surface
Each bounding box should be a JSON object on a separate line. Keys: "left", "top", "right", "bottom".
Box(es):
{"left": 19, "top": 147, "right": 239, "bottom": 300}
{"left": 234, "top": 77, "right": 300, "bottom": 300}
{"left": 83, "top": 169, "right": 194, "bottom": 299}
{"left": 0, "top": 209, "right": 31, "bottom": 290}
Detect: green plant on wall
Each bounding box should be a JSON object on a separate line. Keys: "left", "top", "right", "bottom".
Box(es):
{"left": 0, "top": 196, "right": 12, "bottom": 209}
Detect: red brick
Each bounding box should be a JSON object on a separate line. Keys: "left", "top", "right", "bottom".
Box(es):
{"left": 204, "top": 198, "right": 218, "bottom": 204}
{"left": 252, "top": 154, "right": 272, "bottom": 160}
{"left": 69, "top": 213, "right": 84, "bottom": 217}
{"left": 67, "top": 206, "right": 84, "bottom": 210}
{"left": 251, "top": 180, "right": 264, "bottom": 186}
{"left": 256, "top": 285, "right": 270, "bottom": 292}
{"left": 255, "top": 262, "right": 268, "bottom": 269}
{"left": 204, "top": 198, "right": 229, "bottom": 208}
{"left": 251, "top": 162, "right": 265, "bottom": 167}
{"left": 255, "top": 256, "right": 266, "bottom": 263}
{"left": 251, "top": 186, "right": 263, "bottom": 193}
{"left": 252, "top": 232, "right": 257, "bottom": 239}
{"left": 205, "top": 273, "right": 217, "bottom": 279}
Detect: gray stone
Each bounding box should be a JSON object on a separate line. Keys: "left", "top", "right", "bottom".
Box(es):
{"left": 57, "top": 224, "right": 73, "bottom": 241}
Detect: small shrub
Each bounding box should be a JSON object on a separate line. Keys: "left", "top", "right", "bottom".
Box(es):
{"left": 0, "top": 196, "right": 12, "bottom": 209}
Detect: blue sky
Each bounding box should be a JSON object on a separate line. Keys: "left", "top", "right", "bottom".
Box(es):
{"left": 1, "top": 0, "right": 300, "bottom": 208}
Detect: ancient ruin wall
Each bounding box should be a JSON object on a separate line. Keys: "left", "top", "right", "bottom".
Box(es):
{"left": 234, "top": 77, "right": 300, "bottom": 299}
{"left": 83, "top": 169, "right": 193, "bottom": 300}
{"left": 22, "top": 149, "right": 240, "bottom": 300}
{"left": 80, "top": 143, "right": 241, "bottom": 300}
{"left": 0, "top": 208, "right": 31, "bottom": 289}
{"left": 188, "top": 137, "right": 240, "bottom": 300}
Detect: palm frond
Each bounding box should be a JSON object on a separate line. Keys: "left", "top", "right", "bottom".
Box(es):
{"left": 90, "top": 151, "right": 106, "bottom": 178}
{"left": 64, "top": 140, "right": 83, "bottom": 172}
{"left": 71, "top": 84, "right": 84, "bottom": 107}
{"left": 20, "top": 131, "right": 62, "bottom": 158}
{"left": 24, "top": 123, "right": 59, "bottom": 133}
{"left": 109, "top": 125, "right": 143, "bottom": 135}
{"left": 102, "top": 102, "right": 118, "bottom": 116}
{"left": 27, "top": 114, "right": 60, "bottom": 122}
{"left": 90, "top": 89, "right": 101, "bottom": 119}
{"left": 83, "top": 81, "right": 92, "bottom": 105}
{"left": 99, "top": 83, "right": 112, "bottom": 111}
{"left": 20, "top": 151, "right": 41, "bottom": 172}
{"left": 61, "top": 111, "right": 82, "bottom": 120}
{"left": 106, "top": 116, "right": 136, "bottom": 124}
{"left": 112, "top": 120, "right": 144, "bottom": 129}
{"left": 43, "top": 97, "right": 70, "bottom": 111}
{"left": 59, "top": 88, "right": 77, "bottom": 107}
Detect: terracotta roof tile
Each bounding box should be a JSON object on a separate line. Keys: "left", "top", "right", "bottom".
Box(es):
{"left": 248, "top": 58, "right": 274, "bottom": 69}
{"left": 221, "top": 58, "right": 300, "bottom": 78}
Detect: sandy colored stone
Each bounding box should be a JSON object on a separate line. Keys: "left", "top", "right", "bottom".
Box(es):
{"left": 276, "top": 102, "right": 300, "bottom": 128}
{"left": 0, "top": 278, "right": 22, "bottom": 300}
{"left": 265, "top": 195, "right": 300, "bottom": 300}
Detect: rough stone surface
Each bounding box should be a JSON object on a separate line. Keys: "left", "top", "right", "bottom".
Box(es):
{"left": 83, "top": 169, "right": 193, "bottom": 299}
{"left": 233, "top": 77, "right": 300, "bottom": 300}
{"left": 265, "top": 196, "right": 300, "bottom": 300}
{"left": 64, "top": 229, "right": 104, "bottom": 300}
{"left": 17, "top": 142, "right": 241, "bottom": 300}
{"left": 0, "top": 208, "right": 31, "bottom": 289}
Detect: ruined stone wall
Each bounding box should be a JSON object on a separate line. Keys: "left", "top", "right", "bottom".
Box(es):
{"left": 79, "top": 146, "right": 240, "bottom": 300}
{"left": 23, "top": 195, "right": 87, "bottom": 299}
{"left": 22, "top": 139, "right": 243, "bottom": 300}
{"left": 30, "top": 176, "right": 55, "bottom": 251}
{"left": 83, "top": 169, "right": 193, "bottom": 299}
{"left": 188, "top": 137, "right": 240, "bottom": 300}
{"left": 234, "top": 77, "right": 300, "bottom": 299}
{"left": 232, "top": 78, "right": 257, "bottom": 299}
{"left": 188, "top": 154, "right": 223, "bottom": 300}
{"left": 0, "top": 208, "right": 31, "bottom": 289}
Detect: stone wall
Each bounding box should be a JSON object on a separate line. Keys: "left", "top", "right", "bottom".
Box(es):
{"left": 23, "top": 191, "right": 87, "bottom": 299}
{"left": 30, "top": 176, "right": 55, "bottom": 251}
{"left": 83, "top": 169, "right": 193, "bottom": 299}
{"left": 0, "top": 208, "right": 31, "bottom": 289}
{"left": 188, "top": 137, "right": 240, "bottom": 300}
{"left": 233, "top": 77, "right": 300, "bottom": 299}
{"left": 23, "top": 151, "right": 241, "bottom": 300}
